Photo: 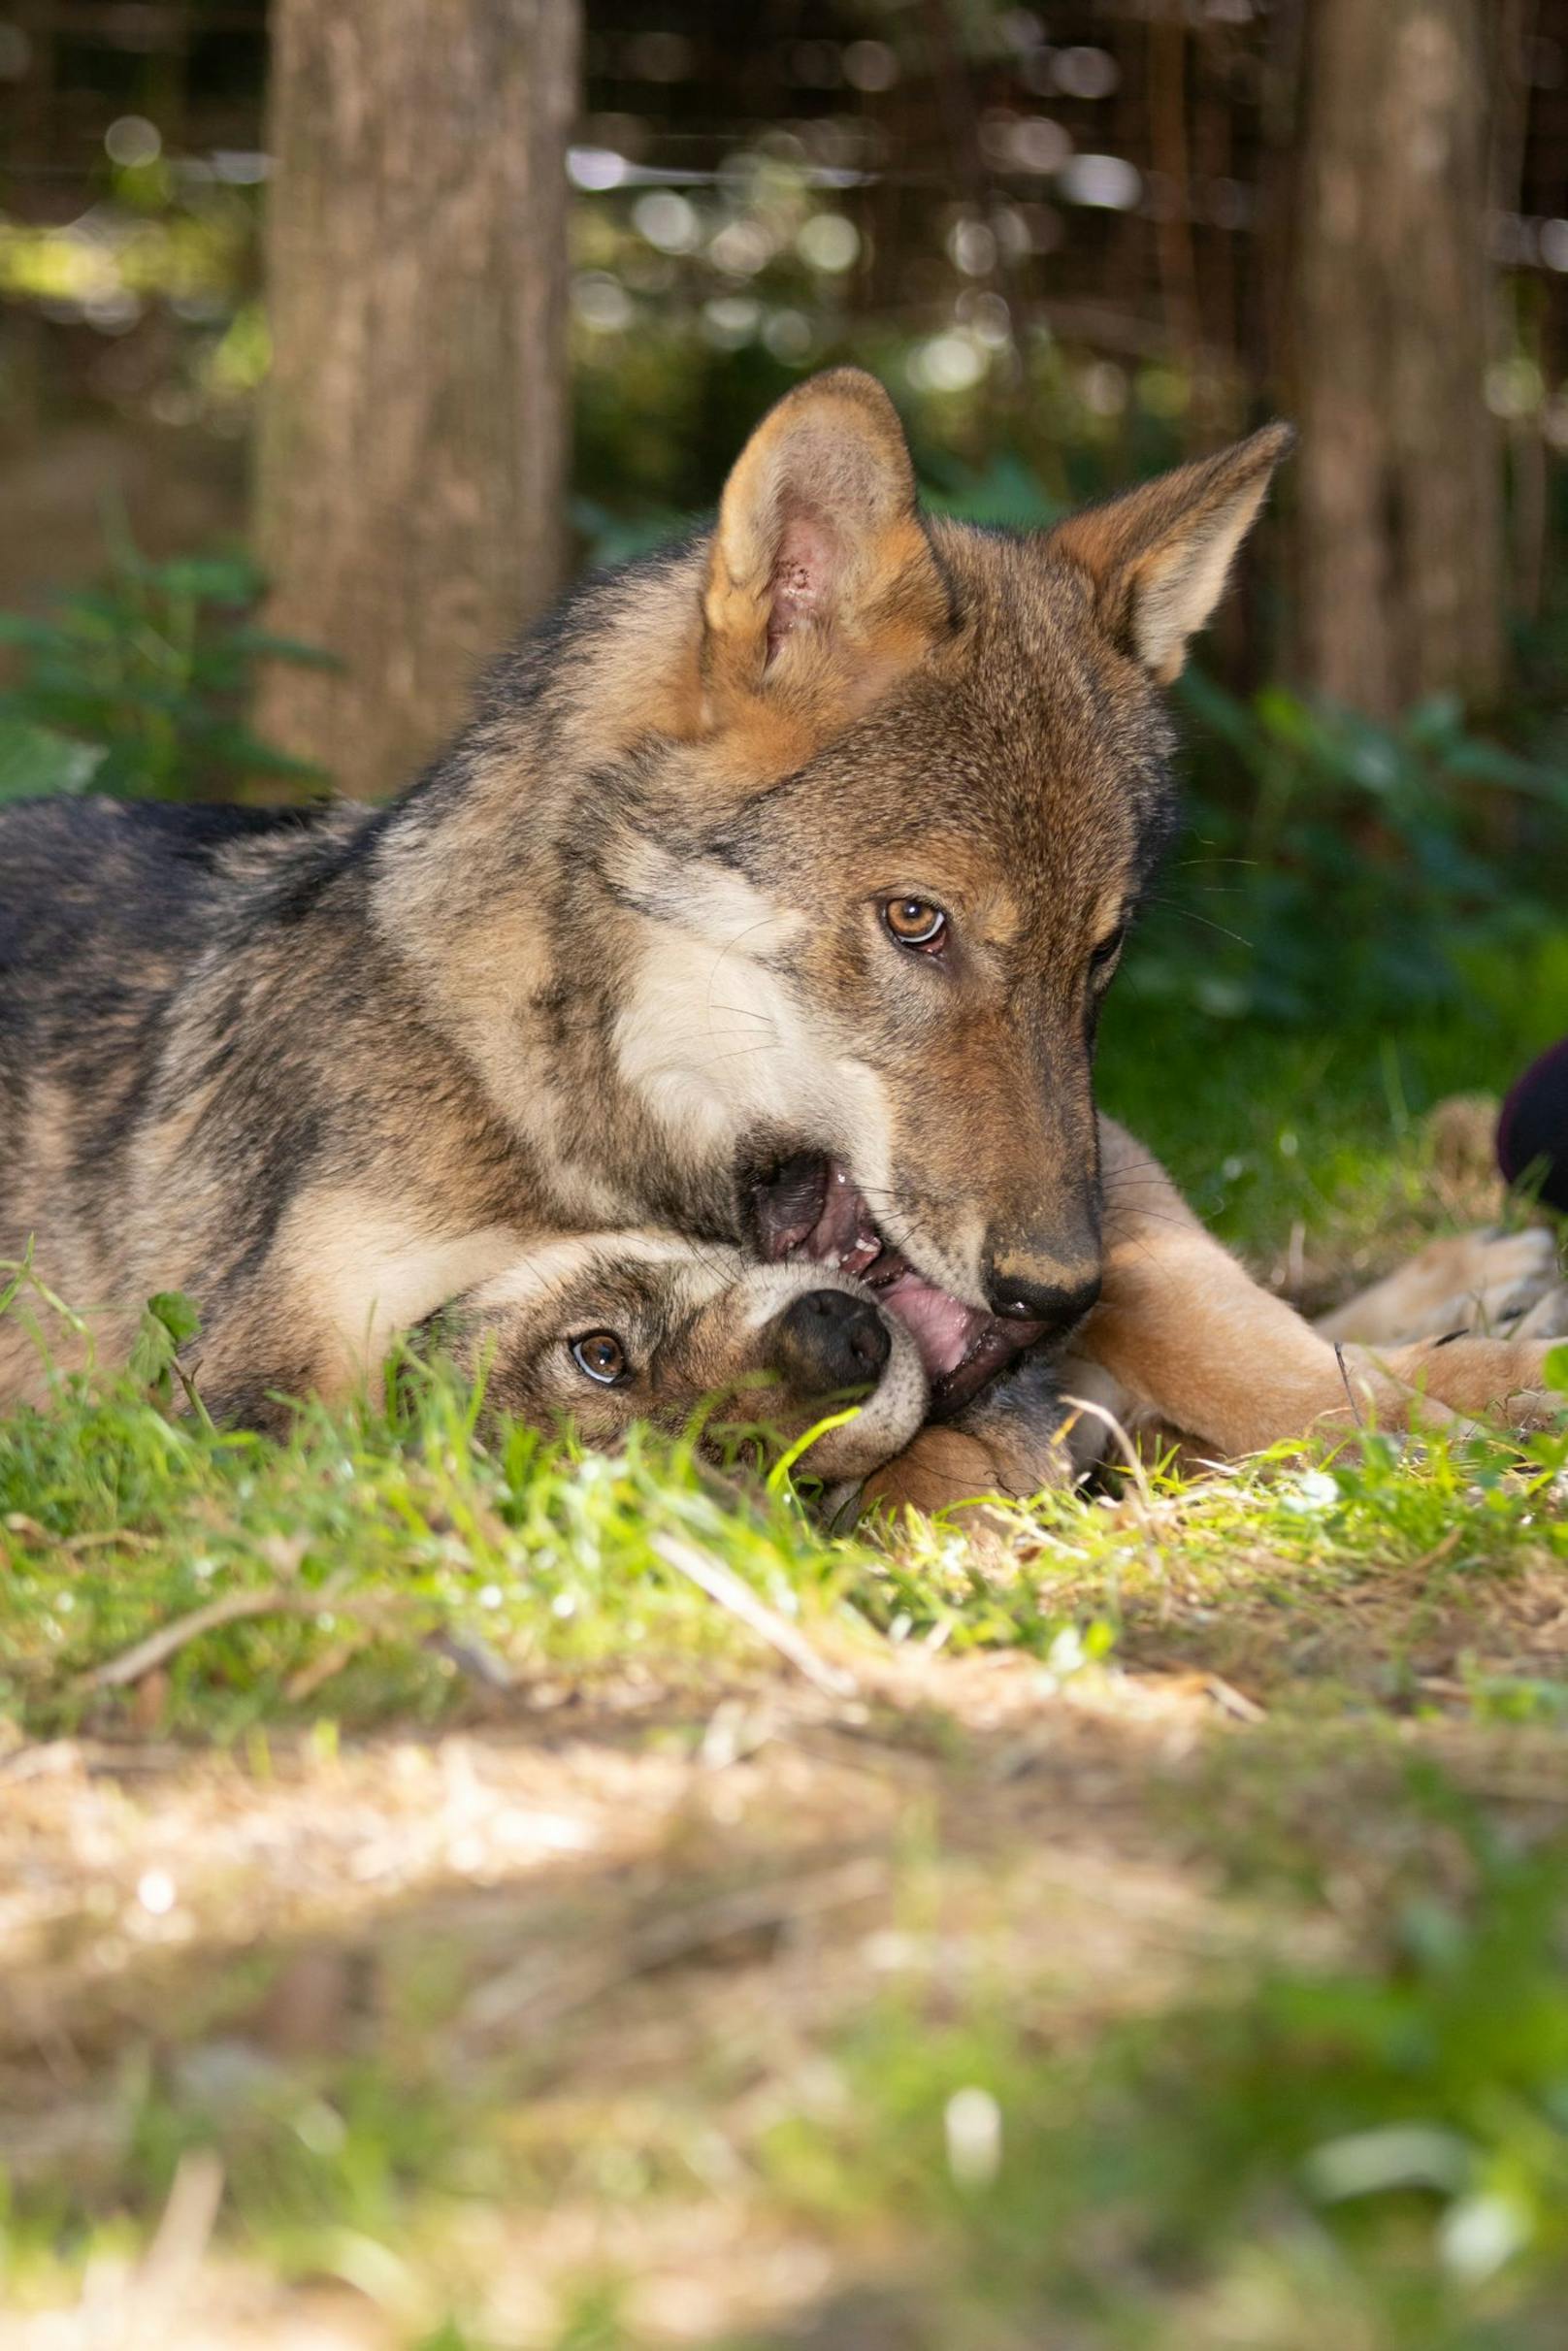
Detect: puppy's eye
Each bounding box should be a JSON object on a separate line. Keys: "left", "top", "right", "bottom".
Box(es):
{"left": 1090, "top": 925, "right": 1127, "bottom": 978}
{"left": 571, "top": 1330, "right": 628, "bottom": 1385}
{"left": 881, "top": 897, "right": 948, "bottom": 954}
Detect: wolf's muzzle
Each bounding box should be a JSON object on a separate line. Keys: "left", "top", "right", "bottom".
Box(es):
{"left": 984, "top": 1255, "right": 1102, "bottom": 1337}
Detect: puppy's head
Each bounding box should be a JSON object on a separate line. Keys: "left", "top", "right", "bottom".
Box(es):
{"left": 419, "top": 1232, "right": 928, "bottom": 1483}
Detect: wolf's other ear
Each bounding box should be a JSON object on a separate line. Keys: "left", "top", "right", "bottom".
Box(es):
{"left": 702, "top": 369, "right": 950, "bottom": 722}
{"left": 1047, "top": 422, "right": 1293, "bottom": 684}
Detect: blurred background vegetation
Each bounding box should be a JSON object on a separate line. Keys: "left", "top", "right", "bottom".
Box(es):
{"left": 0, "top": 0, "right": 1565, "bottom": 1055}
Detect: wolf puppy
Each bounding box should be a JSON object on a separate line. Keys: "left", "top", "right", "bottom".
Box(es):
{"left": 426, "top": 1209, "right": 1563, "bottom": 1519}
{"left": 422, "top": 1233, "right": 929, "bottom": 1484}
{"left": 0, "top": 369, "right": 1289, "bottom": 1425}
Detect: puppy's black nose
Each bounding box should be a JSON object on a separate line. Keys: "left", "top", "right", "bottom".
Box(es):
{"left": 771, "top": 1289, "right": 892, "bottom": 1394}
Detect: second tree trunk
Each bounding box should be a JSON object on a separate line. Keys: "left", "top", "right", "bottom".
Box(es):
{"left": 254, "top": 0, "right": 579, "bottom": 797}
{"left": 1289, "top": 0, "right": 1504, "bottom": 717}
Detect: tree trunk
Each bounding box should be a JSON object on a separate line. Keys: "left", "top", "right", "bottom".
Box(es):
{"left": 1288, "top": 0, "right": 1504, "bottom": 717}
{"left": 255, "top": 0, "right": 579, "bottom": 798}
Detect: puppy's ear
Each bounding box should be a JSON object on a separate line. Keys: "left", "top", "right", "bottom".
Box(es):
{"left": 701, "top": 369, "right": 951, "bottom": 732}
{"left": 1047, "top": 422, "right": 1293, "bottom": 683}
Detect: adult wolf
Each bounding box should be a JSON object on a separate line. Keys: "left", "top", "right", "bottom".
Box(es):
{"left": 0, "top": 369, "right": 1555, "bottom": 1462}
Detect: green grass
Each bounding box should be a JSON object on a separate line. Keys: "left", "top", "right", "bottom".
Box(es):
{"left": 3, "top": 980, "right": 1568, "bottom": 2350}
{"left": 5, "top": 1307, "right": 1564, "bottom": 1747}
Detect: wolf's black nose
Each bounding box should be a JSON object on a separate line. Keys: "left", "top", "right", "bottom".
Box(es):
{"left": 985, "top": 1262, "right": 1102, "bottom": 1334}
{"left": 771, "top": 1289, "right": 891, "bottom": 1394}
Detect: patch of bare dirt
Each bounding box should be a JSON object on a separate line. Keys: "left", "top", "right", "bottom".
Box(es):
{"left": 0, "top": 1657, "right": 1260, "bottom": 2347}
{"left": 8, "top": 1636, "right": 1567, "bottom": 2346}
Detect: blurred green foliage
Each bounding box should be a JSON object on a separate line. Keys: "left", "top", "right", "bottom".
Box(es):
{"left": 0, "top": 539, "right": 329, "bottom": 801}
{"left": 1128, "top": 674, "right": 1568, "bottom": 1030}
{"left": 0, "top": 127, "right": 267, "bottom": 436}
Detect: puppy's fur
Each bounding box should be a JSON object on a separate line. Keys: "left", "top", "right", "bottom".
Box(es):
{"left": 424, "top": 1198, "right": 1564, "bottom": 1513}
{"left": 424, "top": 1233, "right": 927, "bottom": 1485}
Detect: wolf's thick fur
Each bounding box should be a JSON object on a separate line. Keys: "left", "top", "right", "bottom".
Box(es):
{"left": 0, "top": 369, "right": 1559, "bottom": 1477}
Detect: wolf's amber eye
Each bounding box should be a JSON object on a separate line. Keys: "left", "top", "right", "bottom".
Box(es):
{"left": 571, "top": 1330, "right": 628, "bottom": 1385}
{"left": 1090, "top": 924, "right": 1127, "bottom": 977}
{"left": 882, "top": 897, "right": 948, "bottom": 953}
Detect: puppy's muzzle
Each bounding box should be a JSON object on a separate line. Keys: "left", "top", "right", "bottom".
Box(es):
{"left": 770, "top": 1287, "right": 892, "bottom": 1397}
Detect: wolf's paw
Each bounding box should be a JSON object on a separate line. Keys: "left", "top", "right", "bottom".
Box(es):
{"left": 1399, "top": 1329, "right": 1568, "bottom": 1432}
{"left": 1454, "top": 1386, "right": 1567, "bottom": 1437}
{"left": 1389, "top": 1225, "right": 1559, "bottom": 1341}
{"left": 1507, "top": 1281, "right": 1568, "bottom": 1342}
{"left": 1498, "top": 1392, "right": 1568, "bottom": 1434}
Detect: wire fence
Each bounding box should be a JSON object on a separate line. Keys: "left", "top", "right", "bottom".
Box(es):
{"left": 2, "top": 0, "right": 1565, "bottom": 554}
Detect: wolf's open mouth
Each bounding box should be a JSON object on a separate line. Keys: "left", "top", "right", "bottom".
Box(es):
{"left": 748, "top": 1154, "right": 1044, "bottom": 1420}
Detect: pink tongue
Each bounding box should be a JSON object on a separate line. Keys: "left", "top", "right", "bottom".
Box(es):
{"left": 878, "top": 1271, "right": 992, "bottom": 1381}
{"left": 799, "top": 1165, "right": 995, "bottom": 1379}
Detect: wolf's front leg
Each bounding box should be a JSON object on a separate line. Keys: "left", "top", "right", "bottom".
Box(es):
{"left": 1077, "top": 1115, "right": 1375, "bottom": 1453}
{"left": 1316, "top": 1226, "right": 1564, "bottom": 1345}
{"left": 1082, "top": 1117, "right": 1563, "bottom": 1449}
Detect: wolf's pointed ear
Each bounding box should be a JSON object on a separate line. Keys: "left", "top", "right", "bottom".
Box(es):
{"left": 1046, "top": 422, "right": 1293, "bottom": 684}
{"left": 701, "top": 369, "right": 950, "bottom": 723}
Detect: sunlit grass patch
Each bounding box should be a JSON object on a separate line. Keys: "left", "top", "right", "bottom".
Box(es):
{"left": 3, "top": 1303, "right": 1567, "bottom": 1757}
{"left": 0, "top": 1368, "right": 888, "bottom": 1741}
{"left": 861, "top": 1407, "right": 1568, "bottom": 1725}
{"left": 3, "top": 1348, "right": 1563, "bottom": 1747}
